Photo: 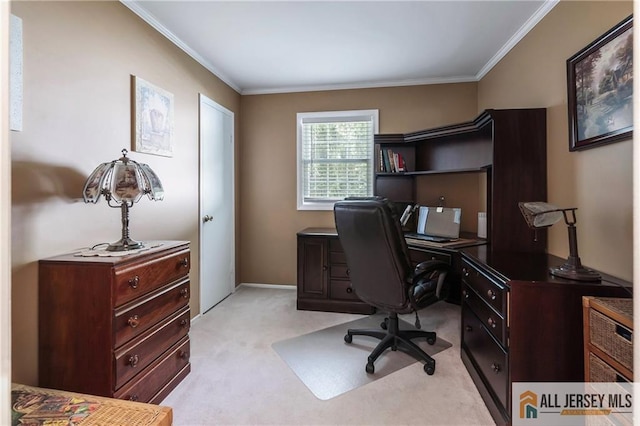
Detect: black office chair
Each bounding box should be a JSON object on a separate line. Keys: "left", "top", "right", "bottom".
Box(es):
{"left": 334, "top": 197, "right": 450, "bottom": 375}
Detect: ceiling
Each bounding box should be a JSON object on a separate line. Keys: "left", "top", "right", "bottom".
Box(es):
{"left": 123, "top": 1, "right": 558, "bottom": 95}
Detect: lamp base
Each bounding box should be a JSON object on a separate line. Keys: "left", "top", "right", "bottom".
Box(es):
{"left": 106, "top": 237, "right": 144, "bottom": 252}
{"left": 549, "top": 263, "right": 601, "bottom": 282}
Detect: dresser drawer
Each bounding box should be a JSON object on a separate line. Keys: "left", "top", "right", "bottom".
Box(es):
{"left": 462, "top": 306, "right": 508, "bottom": 410}
{"left": 329, "top": 279, "right": 359, "bottom": 301}
{"left": 114, "top": 307, "right": 190, "bottom": 389}
{"left": 461, "top": 260, "right": 506, "bottom": 314}
{"left": 114, "top": 248, "right": 190, "bottom": 307}
{"left": 114, "top": 278, "right": 190, "bottom": 348}
{"left": 114, "top": 337, "right": 190, "bottom": 402}
{"left": 463, "top": 283, "right": 506, "bottom": 346}
{"left": 588, "top": 352, "right": 631, "bottom": 383}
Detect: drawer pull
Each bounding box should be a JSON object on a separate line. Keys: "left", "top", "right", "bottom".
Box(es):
{"left": 465, "top": 325, "right": 473, "bottom": 332}
{"left": 127, "top": 315, "right": 140, "bottom": 328}
{"left": 487, "top": 317, "right": 496, "bottom": 328}
{"left": 128, "top": 276, "right": 140, "bottom": 289}
{"left": 128, "top": 394, "right": 139, "bottom": 401}
{"left": 128, "top": 354, "right": 139, "bottom": 368}
{"left": 616, "top": 324, "right": 632, "bottom": 341}
{"left": 180, "top": 288, "right": 189, "bottom": 299}
{"left": 346, "top": 287, "right": 353, "bottom": 294}
{"left": 462, "top": 267, "right": 469, "bottom": 277}
{"left": 487, "top": 289, "right": 496, "bottom": 300}
{"left": 462, "top": 290, "right": 469, "bottom": 299}
{"left": 180, "top": 319, "right": 189, "bottom": 327}
{"left": 346, "top": 269, "right": 350, "bottom": 277}
{"left": 322, "top": 265, "right": 328, "bottom": 271}
{"left": 491, "top": 362, "right": 501, "bottom": 373}
{"left": 179, "top": 350, "right": 189, "bottom": 360}
{"left": 179, "top": 258, "right": 189, "bottom": 268}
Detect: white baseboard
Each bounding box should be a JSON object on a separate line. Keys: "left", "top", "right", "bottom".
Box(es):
{"left": 238, "top": 283, "right": 296, "bottom": 290}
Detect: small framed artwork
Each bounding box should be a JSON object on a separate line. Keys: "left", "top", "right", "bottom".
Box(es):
{"left": 132, "top": 75, "right": 174, "bottom": 157}
{"left": 567, "top": 15, "right": 633, "bottom": 151}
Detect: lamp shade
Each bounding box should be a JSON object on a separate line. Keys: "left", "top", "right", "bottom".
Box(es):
{"left": 82, "top": 149, "right": 163, "bottom": 251}
{"left": 519, "top": 201, "right": 600, "bottom": 282}
{"left": 83, "top": 150, "right": 164, "bottom": 204}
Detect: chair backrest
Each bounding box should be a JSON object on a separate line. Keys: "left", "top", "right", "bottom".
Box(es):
{"left": 334, "top": 197, "right": 413, "bottom": 311}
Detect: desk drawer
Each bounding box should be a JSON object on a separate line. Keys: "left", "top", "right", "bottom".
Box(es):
{"left": 462, "top": 260, "right": 506, "bottom": 315}
{"left": 114, "top": 278, "right": 190, "bottom": 348}
{"left": 409, "top": 247, "right": 451, "bottom": 265}
{"left": 463, "top": 284, "right": 506, "bottom": 347}
{"left": 462, "top": 306, "right": 508, "bottom": 409}
{"left": 329, "top": 279, "right": 359, "bottom": 301}
{"left": 114, "top": 248, "right": 190, "bottom": 307}
{"left": 114, "top": 307, "right": 190, "bottom": 389}
{"left": 330, "top": 264, "right": 349, "bottom": 280}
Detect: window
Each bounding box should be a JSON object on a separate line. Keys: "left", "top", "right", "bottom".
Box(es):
{"left": 297, "top": 109, "right": 378, "bottom": 211}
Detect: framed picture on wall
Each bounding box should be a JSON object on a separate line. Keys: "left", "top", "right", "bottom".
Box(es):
{"left": 132, "top": 75, "right": 174, "bottom": 157}
{"left": 566, "top": 15, "right": 633, "bottom": 151}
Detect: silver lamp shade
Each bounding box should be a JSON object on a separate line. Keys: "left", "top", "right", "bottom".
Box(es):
{"left": 519, "top": 202, "right": 600, "bottom": 282}
{"left": 83, "top": 149, "right": 164, "bottom": 251}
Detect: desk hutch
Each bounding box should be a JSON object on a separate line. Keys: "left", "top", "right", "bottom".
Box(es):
{"left": 372, "top": 109, "right": 632, "bottom": 425}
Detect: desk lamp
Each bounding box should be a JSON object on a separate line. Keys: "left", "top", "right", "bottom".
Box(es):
{"left": 518, "top": 201, "right": 601, "bottom": 282}
{"left": 83, "top": 149, "right": 164, "bottom": 251}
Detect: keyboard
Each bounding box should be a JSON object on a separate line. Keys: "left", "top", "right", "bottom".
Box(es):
{"left": 404, "top": 232, "right": 457, "bottom": 243}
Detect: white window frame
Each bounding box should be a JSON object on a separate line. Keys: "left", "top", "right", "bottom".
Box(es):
{"left": 297, "top": 109, "right": 379, "bottom": 211}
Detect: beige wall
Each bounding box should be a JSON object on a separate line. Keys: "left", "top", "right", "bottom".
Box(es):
{"left": 10, "top": 1, "right": 240, "bottom": 385}
{"left": 239, "top": 84, "right": 478, "bottom": 285}
{"left": 479, "top": 0, "right": 633, "bottom": 280}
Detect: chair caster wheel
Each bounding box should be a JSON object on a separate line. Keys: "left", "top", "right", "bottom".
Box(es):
{"left": 380, "top": 318, "right": 388, "bottom": 330}
{"left": 344, "top": 334, "right": 352, "bottom": 343}
{"left": 424, "top": 360, "right": 435, "bottom": 375}
{"left": 427, "top": 336, "right": 436, "bottom": 345}
{"left": 366, "top": 362, "right": 375, "bottom": 374}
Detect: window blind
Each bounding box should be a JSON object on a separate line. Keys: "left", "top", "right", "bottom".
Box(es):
{"left": 300, "top": 114, "right": 374, "bottom": 205}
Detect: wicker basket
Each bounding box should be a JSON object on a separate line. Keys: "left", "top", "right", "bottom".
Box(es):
{"left": 589, "top": 309, "right": 633, "bottom": 371}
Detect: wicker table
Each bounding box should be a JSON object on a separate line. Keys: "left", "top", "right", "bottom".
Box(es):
{"left": 11, "top": 383, "right": 173, "bottom": 425}
{"left": 582, "top": 296, "right": 633, "bottom": 382}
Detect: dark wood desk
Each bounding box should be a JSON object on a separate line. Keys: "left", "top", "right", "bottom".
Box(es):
{"left": 460, "top": 245, "right": 632, "bottom": 426}
{"left": 296, "top": 228, "right": 483, "bottom": 312}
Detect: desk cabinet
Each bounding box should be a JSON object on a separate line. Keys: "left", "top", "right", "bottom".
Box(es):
{"left": 39, "top": 241, "right": 191, "bottom": 404}
{"left": 297, "top": 228, "right": 374, "bottom": 314}
{"left": 460, "top": 246, "right": 631, "bottom": 426}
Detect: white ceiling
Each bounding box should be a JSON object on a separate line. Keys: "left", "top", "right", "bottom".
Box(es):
{"left": 123, "top": 1, "right": 558, "bottom": 95}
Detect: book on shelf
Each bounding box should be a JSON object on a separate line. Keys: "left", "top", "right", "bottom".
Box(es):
{"left": 379, "top": 148, "right": 405, "bottom": 173}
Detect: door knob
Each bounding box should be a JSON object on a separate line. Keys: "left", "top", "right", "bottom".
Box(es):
{"left": 203, "top": 215, "right": 213, "bottom": 222}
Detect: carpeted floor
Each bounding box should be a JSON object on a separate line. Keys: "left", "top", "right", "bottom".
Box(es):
{"left": 161, "top": 285, "right": 495, "bottom": 425}
{"left": 272, "top": 313, "right": 452, "bottom": 400}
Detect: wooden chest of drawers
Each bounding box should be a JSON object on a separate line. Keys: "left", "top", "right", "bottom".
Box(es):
{"left": 583, "top": 296, "right": 633, "bottom": 383}
{"left": 38, "top": 241, "right": 191, "bottom": 404}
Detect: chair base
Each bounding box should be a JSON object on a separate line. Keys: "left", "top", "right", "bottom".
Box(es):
{"left": 344, "top": 313, "right": 437, "bottom": 375}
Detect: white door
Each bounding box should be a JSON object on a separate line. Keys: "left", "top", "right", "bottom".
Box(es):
{"left": 199, "top": 94, "right": 235, "bottom": 314}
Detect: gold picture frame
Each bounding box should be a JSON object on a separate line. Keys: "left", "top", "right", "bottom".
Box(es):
{"left": 132, "top": 75, "right": 174, "bottom": 157}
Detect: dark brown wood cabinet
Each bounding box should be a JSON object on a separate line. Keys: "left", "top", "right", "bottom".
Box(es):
{"left": 38, "top": 241, "right": 191, "bottom": 404}
{"left": 460, "top": 246, "right": 632, "bottom": 426}
{"left": 375, "top": 108, "right": 548, "bottom": 254}
{"left": 297, "top": 228, "right": 374, "bottom": 314}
